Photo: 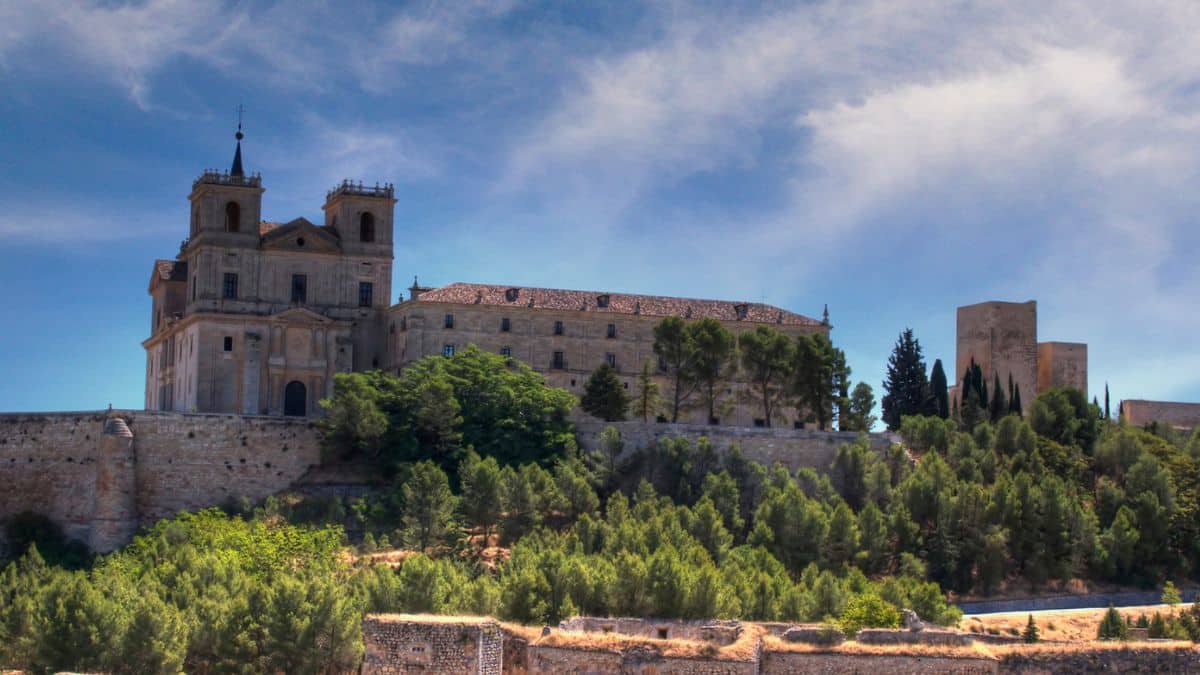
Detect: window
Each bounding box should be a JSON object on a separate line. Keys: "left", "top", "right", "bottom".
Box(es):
{"left": 224, "top": 201, "right": 240, "bottom": 233}
{"left": 606, "top": 352, "right": 616, "bottom": 368}
{"left": 501, "top": 317, "right": 511, "bottom": 332}
{"left": 223, "top": 336, "right": 233, "bottom": 352}
{"left": 505, "top": 288, "right": 520, "bottom": 302}
{"left": 754, "top": 418, "right": 766, "bottom": 428}
{"left": 360, "top": 212, "right": 375, "bottom": 242}
{"left": 553, "top": 320, "right": 564, "bottom": 335}
{"left": 291, "top": 274, "right": 307, "bottom": 303}
{"left": 443, "top": 344, "right": 456, "bottom": 357}
{"left": 709, "top": 416, "right": 720, "bottom": 426}
{"left": 358, "top": 282, "right": 373, "bottom": 307}
{"left": 444, "top": 314, "right": 455, "bottom": 329}
{"left": 222, "top": 272, "right": 238, "bottom": 299}
{"left": 552, "top": 351, "right": 565, "bottom": 369}
{"left": 597, "top": 294, "right": 610, "bottom": 308}
{"left": 657, "top": 356, "right": 668, "bottom": 372}
{"left": 500, "top": 346, "right": 512, "bottom": 357}
{"left": 606, "top": 323, "right": 616, "bottom": 339}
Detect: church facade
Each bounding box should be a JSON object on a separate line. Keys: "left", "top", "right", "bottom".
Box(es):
{"left": 144, "top": 134, "right": 828, "bottom": 426}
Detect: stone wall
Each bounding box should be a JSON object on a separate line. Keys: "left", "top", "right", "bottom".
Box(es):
{"left": 956, "top": 301, "right": 1039, "bottom": 415}
{"left": 575, "top": 420, "right": 898, "bottom": 473}
{"left": 362, "top": 615, "right": 503, "bottom": 675}
{"left": 1123, "top": 399, "right": 1200, "bottom": 431}
{"left": 557, "top": 617, "right": 741, "bottom": 644}
{"left": 1036, "top": 342, "right": 1087, "bottom": 395}
{"left": 0, "top": 410, "right": 321, "bottom": 552}
{"left": 761, "top": 652, "right": 998, "bottom": 674}
{"left": 527, "top": 644, "right": 757, "bottom": 675}
{"left": 997, "top": 645, "right": 1200, "bottom": 673}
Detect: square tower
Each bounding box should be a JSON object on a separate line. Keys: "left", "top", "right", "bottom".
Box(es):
{"left": 955, "top": 300, "right": 1038, "bottom": 413}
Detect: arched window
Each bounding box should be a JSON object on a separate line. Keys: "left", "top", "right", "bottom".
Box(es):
{"left": 360, "top": 212, "right": 375, "bottom": 242}
{"left": 284, "top": 381, "right": 307, "bottom": 416}
{"left": 224, "top": 201, "right": 240, "bottom": 233}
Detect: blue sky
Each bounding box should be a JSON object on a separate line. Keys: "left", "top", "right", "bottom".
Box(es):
{"left": 2, "top": 0, "right": 1199, "bottom": 413}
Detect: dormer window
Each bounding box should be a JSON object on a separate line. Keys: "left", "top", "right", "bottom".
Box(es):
{"left": 596, "top": 294, "right": 610, "bottom": 308}
{"left": 505, "top": 288, "right": 520, "bottom": 302}
{"left": 734, "top": 303, "right": 749, "bottom": 320}
{"left": 360, "top": 212, "right": 375, "bottom": 243}
{"left": 224, "top": 201, "right": 240, "bottom": 233}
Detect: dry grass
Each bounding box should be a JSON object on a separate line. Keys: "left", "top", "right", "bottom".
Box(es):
{"left": 537, "top": 622, "right": 764, "bottom": 661}
{"left": 354, "top": 548, "right": 419, "bottom": 567}
{"left": 961, "top": 604, "right": 1183, "bottom": 642}
{"left": 762, "top": 635, "right": 996, "bottom": 660}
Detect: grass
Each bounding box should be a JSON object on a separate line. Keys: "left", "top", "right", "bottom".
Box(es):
{"left": 961, "top": 604, "right": 1185, "bottom": 642}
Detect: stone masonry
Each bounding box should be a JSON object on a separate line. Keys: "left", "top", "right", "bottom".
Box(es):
{"left": 1122, "top": 399, "right": 1200, "bottom": 431}
{"left": 362, "top": 615, "right": 503, "bottom": 675}
{"left": 0, "top": 410, "right": 320, "bottom": 553}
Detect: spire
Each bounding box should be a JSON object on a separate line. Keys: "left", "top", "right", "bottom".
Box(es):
{"left": 822, "top": 304, "right": 830, "bottom": 325}
{"left": 230, "top": 104, "right": 245, "bottom": 177}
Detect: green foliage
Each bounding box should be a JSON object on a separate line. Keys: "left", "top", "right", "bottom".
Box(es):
{"left": 2, "top": 511, "right": 91, "bottom": 570}
{"left": 633, "top": 359, "right": 663, "bottom": 423}
{"left": 845, "top": 382, "right": 878, "bottom": 432}
{"left": 792, "top": 332, "right": 849, "bottom": 431}
{"left": 581, "top": 363, "right": 630, "bottom": 422}
{"left": 401, "top": 461, "right": 459, "bottom": 553}
{"left": 881, "top": 328, "right": 929, "bottom": 430}
{"left": 1098, "top": 606, "right": 1130, "bottom": 640}
{"left": 689, "top": 318, "right": 737, "bottom": 423}
{"left": 1022, "top": 614, "right": 1040, "bottom": 643}
{"left": 738, "top": 325, "right": 795, "bottom": 427}
{"left": 928, "top": 359, "right": 949, "bottom": 419}
{"left": 838, "top": 593, "right": 900, "bottom": 636}
{"left": 320, "top": 347, "right": 576, "bottom": 474}
{"left": 1163, "top": 580, "right": 1182, "bottom": 606}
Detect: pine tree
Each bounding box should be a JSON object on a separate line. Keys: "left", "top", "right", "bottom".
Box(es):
{"left": 401, "top": 461, "right": 459, "bottom": 553}
{"left": 1022, "top": 614, "right": 1040, "bottom": 643}
{"left": 989, "top": 372, "right": 1007, "bottom": 422}
{"left": 881, "top": 328, "right": 929, "bottom": 430}
{"left": 928, "top": 359, "right": 949, "bottom": 419}
{"left": 634, "top": 359, "right": 662, "bottom": 422}
{"left": 580, "top": 363, "right": 630, "bottom": 422}
{"left": 1098, "top": 606, "right": 1129, "bottom": 640}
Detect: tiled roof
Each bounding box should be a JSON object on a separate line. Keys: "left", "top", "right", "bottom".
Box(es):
{"left": 259, "top": 221, "right": 284, "bottom": 235}
{"left": 153, "top": 259, "right": 187, "bottom": 282}
{"left": 413, "top": 282, "right": 824, "bottom": 327}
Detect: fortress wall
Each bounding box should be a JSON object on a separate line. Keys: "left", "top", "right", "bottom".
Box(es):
{"left": 1123, "top": 399, "right": 1200, "bottom": 431}
{"left": 575, "top": 420, "right": 898, "bottom": 473}
{"left": 0, "top": 412, "right": 106, "bottom": 543}
{"left": 527, "top": 645, "right": 756, "bottom": 675}
{"left": 1037, "top": 342, "right": 1087, "bottom": 395}
{"left": 0, "top": 410, "right": 321, "bottom": 551}
{"left": 362, "top": 615, "right": 502, "bottom": 675}
{"left": 126, "top": 410, "right": 320, "bottom": 524}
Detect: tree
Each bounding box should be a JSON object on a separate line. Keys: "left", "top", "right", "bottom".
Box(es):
{"left": 738, "top": 325, "right": 795, "bottom": 427}
{"left": 838, "top": 593, "right": 900, "bottom": 636}
{"left": 689, "top": 318, "right": 736, "bottom": 423}
{"left": 653, "top": 316, "right": 700, "bottom": 422}
{"left": 881, "top": 329, "right": 929, "bottom": 430}
{"left": 1104, "top": 383, "right": 1111, "bottom": 421}
{"left": 1162, "top": 581, "right": 1182, "bottom": 607}
{"left": 459, "top": 451, "right": 503, "bottom": 546}
{"left": 844, "top": 382, "right": 877, "bottom": 432}
{"left": 793, "top": 333, "right": 847, "bottom": 430}
{"left": 401, "top": 461, "right": 459, "bottom": 553}
{"left": 634, "top": 359, "right": 662, "bottom": 422}
{"left": 1098, "top": 606, "right": 1129, "bottom": 640}
{"left": 319, "top": 372, "right": 388, "bottom": 459}
{"left": 989, "top": 372, "right": 1008, "bottom": 422}
{"left": 580, "top": 363, "right": 630, "bottom": 422}
{"left": 1010, "top": 382, "right": 1023, "bottom": 417}
{"left": 928, "top": 359, "right": 950, "bottom": 419}
{"left": 412, "top": 376, "right": 464, "bottom": 466}
{"left": 1022, "top": 614, "right": 1040, "bottom": 643}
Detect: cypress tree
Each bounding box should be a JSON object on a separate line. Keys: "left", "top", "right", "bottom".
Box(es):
{"left": 881, "top": 328, "right": 929, "bottom": 430}
{"left": 928, "top": 359, "right": 949, "bottom": 419}
{"left": 1104, "top": 383, "right": 1111, "bottom": 420}
{"left": 1010, "top": 384, "right": 1023, "bottom": 417}
{"left": 989, "top": 372, "right": 1007, "bottom": 422}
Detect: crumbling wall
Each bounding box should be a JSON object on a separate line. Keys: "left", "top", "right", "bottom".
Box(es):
{"left": 761, "top": 652, "right": 997, "bottom": 674}
{"left": 362, "top": 615, "right": 502, "bottom": 675}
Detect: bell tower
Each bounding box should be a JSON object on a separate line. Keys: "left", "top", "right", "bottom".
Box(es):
{"left": 322, "top": 180, "right": 396, "bottom": 257}
{"left": 187, "top": 122, "right": 264, "bottom": 245}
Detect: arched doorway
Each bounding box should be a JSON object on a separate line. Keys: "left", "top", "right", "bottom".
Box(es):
{"left": 283, "top": 381, "right": 306, "bottom": 416}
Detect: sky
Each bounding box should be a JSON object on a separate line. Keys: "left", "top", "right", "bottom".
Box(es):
{"left": 1, "top": 0, "right": 1199, "bottom": 413}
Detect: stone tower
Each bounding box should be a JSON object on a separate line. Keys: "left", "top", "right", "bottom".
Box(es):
{"left": 90, "top": 415, "right": 137, "bottom": 553}
{"left": 955, "top": 301, "right": 1039, "bottom": 414}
